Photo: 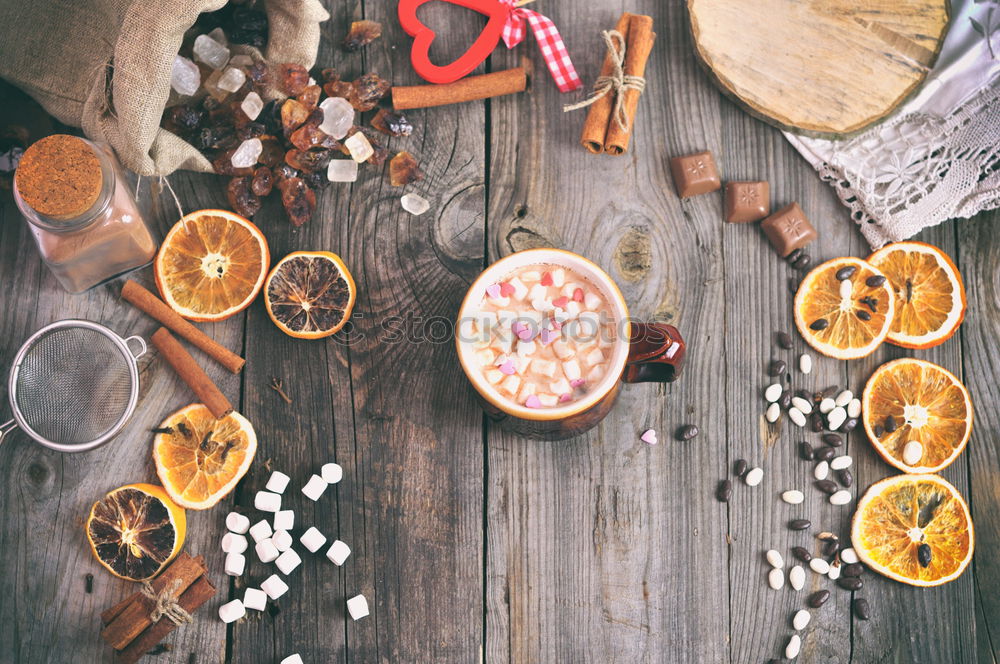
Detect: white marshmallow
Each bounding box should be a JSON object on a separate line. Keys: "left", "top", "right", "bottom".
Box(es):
{"left": 222, "top": 532, "right": 248, "bottom": 554}
{"left": 273, "top": 509, "right": 295, "bottom": 532}
{"left": 261, "top": 574, "right": 289, "bottom": 600}
{"left": 564, "top": 301, "right": 582, "bottom": 318}
{"left": 219, "top": 599, "right": 246, "bottom": 624}
{"left": 347, "top": 594, "right": 369, "bottom": 620}
{"left": 551, "top": 269, "right": 565, "bottom": 287}
{"left": 561, "top": 282, "right": 581, "bottom": 298}
{"left": 550, "top": 378, "right": 571, "bottom": 395}
{"left": 528, "top": 283, "right": 547, "bottom": 302}
{"left": 249, "top": 519, "right": 273, "bottom": 543}
{"left": 586, "top": 364, "right": 604, "bottom": 382}
{"left": 265, "top": 471, "right": 291, "bottom": 494}
{"left": 275, "top": 549, "right": 302, "bottom": 575}
{"left": 485, "top": 369, "right": 504, "bottom": 384}
{"left": 301, "top": 475, "right": 328, "bottom": 501}
{"left": 508, "top": 277, "right": 528, "bottom": 300}
{"left": 563, "top": 360, "right": 581, "bottom": 381}
{"left": 537, "top": 394, "right": 558, "bottom": 407}
{"left": 321, "top": 462, "right": 343, "bottom": 484}
{"left": 272, "top": 529, "right": 294, "bottom": 552}
{"left": 577, "top": 312, "right": 601, "bottom": 337}
{"left": 243, "top": 587, "right": 267, "bottom": 611}
{"left": 583, "top": 292, "right": 602, "bottom": 310}
{"left": 225, "top": 512, "right": 250, "bottom": 534}
{"left": 475, "top": 349, "right": 495, "bottom": 367}
{"left": 520, "top": 270, "right": 541, "bottom": 283}
{"left": 256, "top": 539, "right": 280, "bottom": 563}
{"left": 584, "top": 347, "right": 604, "bottom": 367}
{"left": 224, "top": 552, "right": 246, "bottom": 577}
{"left": 326, "top": 540, "right": 351, "bottom": 566}
{"left": 255, "top": 490, "right": 282, "bottom": 512}
{"left": 300, "top": 526, "right": 328, "bottom": 553}
{"left": 552, "top": 340, "right": 574, "bottom": 359}
{"left": 499, "top": 374, "right": 521, "bottom": 395}
{"left": 533, "top": 359, "right": 557, "bottom": 377}
{"left": 516, "top": 339, "right": 536, "bottom": 356}
{"left": 281, "top": 656, "right": 304, "bottom": 664}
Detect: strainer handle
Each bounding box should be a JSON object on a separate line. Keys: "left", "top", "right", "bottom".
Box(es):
{"left": 0, "top": 419, "right": 15, "bottom": 447}
{"left": 125, "top": 335, "right": 147, "bottom": 359}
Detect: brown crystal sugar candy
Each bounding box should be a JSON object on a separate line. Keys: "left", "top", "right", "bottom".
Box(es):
{"left": 285, "top": 147, "right": 333, "bottom": 173}
{"left": 349, "top": 73, "right": 391, "bottom": 111}
{"left": 389, "top": 151, "right": 424, "bottom": 186}
{"left": 669, "top": 150, "right": 721, "bottom": 198}
{"left": 277, "top": 177, "right": 316, "bottom": 226}
{"left": 276, "top": 63, "right": 310, "bottom": 96}
{"left": 371, "top": 109, "right": 413, "bottom": 137}
{"left": 281, "top": 99, "right": 311, "bottom": 136}
{"left": 227, "top": 176, "right": 261, "bottom": 218}
{"left": 15, "top": 134, "right": 102, "bottom": 218}
{"left": 251, "top": 166, "right": 273, "bottom": 197}
{"left": 343, "top": 20, "right": 382, "bottom": 51}
{"left": 297, "top": 84, "right": 322, "bottom": 109}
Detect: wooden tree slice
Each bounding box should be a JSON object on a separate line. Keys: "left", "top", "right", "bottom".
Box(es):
{"left": 688, "top": 0, "right": 950, "bottom": 136}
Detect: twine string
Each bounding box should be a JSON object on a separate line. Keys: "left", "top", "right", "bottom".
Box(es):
{"left": 562, "top": 29, "right": 647, "bottom": 132}
{"left": 140, "top": 578, "right": 193, "bottom": 626}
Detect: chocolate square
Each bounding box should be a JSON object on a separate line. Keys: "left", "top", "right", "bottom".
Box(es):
{"left": 725, "top": 181, "right": 769, "bottom": 223}
{"left": 761, "top": 203, "right": 816, "bottom": 256}
{"left": 669, "top": 151, "right": 721, "bottom": 198}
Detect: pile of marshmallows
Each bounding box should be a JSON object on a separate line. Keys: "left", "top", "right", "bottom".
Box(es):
{"left": 217, "top": 462, "right": 369, "bottom": 634}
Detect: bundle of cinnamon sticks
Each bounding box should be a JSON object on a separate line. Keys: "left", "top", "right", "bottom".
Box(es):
{"left": 580, "top": 13, "right": 656, "bottom": 155}
{"left": 100, "top": 552, "right": 215, "bottom": 664}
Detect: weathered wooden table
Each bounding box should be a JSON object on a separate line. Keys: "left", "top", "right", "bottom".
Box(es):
{"left": 1, "top": 1, "right": 998, "bottom": 662}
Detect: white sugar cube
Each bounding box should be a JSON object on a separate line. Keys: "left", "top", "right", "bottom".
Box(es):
{"left": 261, "top": 574, "right": 289, "bottom": 600}
{"left": 266, "top": 471, "right": 291, "bottom": 494}
{"left": 255, "top": 490, "right": 281, "bottom": 512}
{"left": 508, "top": 277, "right": 528, "bottom": 301}
{"left": 326, "top": 540, "right": 351, "bottom": 566}
{"left": 255, "top": 538, "right": 280, "bottom": 563}
{"left": 275, "top": 549, "right": 302, "bottom": 575}
{"left": 319, "top": 96, "right": 354, "bottom": 139}
{"left": 585, "top": 348, "right": 604, "bottom": 366}
{"left": 243, "top": 587, "right": 268, "bottom": 611}
{"left": 551, "top": 269, "right": 566, "bottom": 287}
{"left": 249, "top": 519, "right": 273, "bottom": 543}
{"left": 321, "top": 463, "right": 343, "bottom": 484}
{"left": 300, "top": 526, "right": 328, "bottom": 553}
{"left": 538, "top": 394, "right": 558, "bottom": 407}
{"left": 327, "top": 159, "right": 358, "bottom": 183}
{"left": 584, "top": 292, "right": 602, "bottom": 310}
{"left": 534, "top": 359, "right": 557, "bottom": 377}
{"left": 224, "top": 552, "right": 246, "bottom": 577}
{"left": 347, "top": 594, "right": 369, "bottom": 620}
{"left": 552, "top": 340, "right": 574, "bottom": 360}
{"left": 301, "top": 474, "right": 328, "bottom": 501}
{"left": 344, "top": 132, "right": 374, "bottom": 163}
{"left": 528, "top": 283, "right": 547, "bottom": 302}
{"left": 563, "top": 360, "right": 581, "bottom": 381}
{"left": 222, "top": 532, "right": 248, "bottom": 554}
{"left": 272, "top": 529, "right": 294, "bottom": 552}
{"left": 499, "top": 374, "right": 521, "bottom": 395}
{"left": 273, "top": 509, "right": 295, "bottom": 532}
{"left": 281, "top": 655, "right": 304, "bottom": 664}
{"left": 225, "top": 512, "right": 250, "bottom": 534}
{"left": 219, "top": 599, "right": 245, "bottom": 624}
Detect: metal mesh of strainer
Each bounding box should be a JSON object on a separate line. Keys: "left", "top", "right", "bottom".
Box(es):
{"left": 6, "top": 320, "right": 142, "bottom": 451}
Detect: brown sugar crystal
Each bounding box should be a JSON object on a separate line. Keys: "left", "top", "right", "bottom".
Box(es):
{"left": 761, "top": 202, "right": 817, "bottom": 256}
{"left": 15, "top": 134, "right": 102, "bottom": 219}
{"left": 669, "top": 151, "right": 721, "bottom": 198}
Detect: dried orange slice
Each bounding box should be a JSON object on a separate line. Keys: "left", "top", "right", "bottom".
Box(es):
{"left": 264, "top": 251, "right": 356, "bottom": 339}
{"left": 862, "top": 358, "right": 972, "bottom": 473}
{"left": 153, "top": 404, "right": 257, "bottom": 510}
{"left": 867, "top": 241, "right": 966, "bottom": 349}
{"left": 154, "top": 209, "right": 270, "bottom": 321}
{"left": 851, "top": 474, "right": 974, "bottom": 586}
{"left": 793, "top": 257, "right": 895, "bottom": 359}
{"left": 86, "top": 483, "right": 186, "bottom": 581}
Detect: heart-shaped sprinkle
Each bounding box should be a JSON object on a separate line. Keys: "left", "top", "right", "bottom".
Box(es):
{"left": 539, "top": 329, "right": 555, "bottom": 345}
{"left": 516, "top": 326, "right": 534, "bottom": 341}
{"left": 570, "top": 378, "right": 585, "bottom": 388}
{"left": 524, "top": 395, "right": 542, "bottom": 408}
{"left": 485, "top": 284, "right": 502, "bottom": 299}
{"left": 640, "top": 429, "right": 658, "bottom": 445}
{"left": 511, "top": 321, "right": 525, "bottom": 335}
{"left": 499, "top": 360, "right": 516, "bottom": 375}
{"left": 559, "top": 393, "right": 572, "bottom": 402}
{"left": 540, "top": 272, "right": 553, "bottom": 286}
{"left": 553, "top": 296, "right": 569, "bottom": 308}
{"left": 500, "top": 282, "right": 516, "bottom": 297}
{"left": 572, "top": 288, "right": 585, "bottom": 302}
{"left": 550, "top": 318, "right": 562, "bottom": 330}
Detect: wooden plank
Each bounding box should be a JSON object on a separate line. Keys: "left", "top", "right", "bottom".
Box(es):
{"left": 486, "top": 2, "right": 729, "bottom": 661}
{"left": 0, "top": 170, "right": 238, "bottom": 662}
{"left": 230, "top": 0, "right": 487, "bottom": 661}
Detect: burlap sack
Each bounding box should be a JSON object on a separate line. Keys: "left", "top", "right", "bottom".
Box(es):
{"left": 0, "top": 0, "right": 329, "bottom": 176}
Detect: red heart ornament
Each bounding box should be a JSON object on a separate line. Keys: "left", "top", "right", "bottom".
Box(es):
{"left": 398, "top": 0, "right": 508, "bottom": 84}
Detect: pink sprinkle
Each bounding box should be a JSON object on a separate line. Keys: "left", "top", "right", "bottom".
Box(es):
{"left": 539, "top": 329, "right": 555, "bottom": 345}
{"left": 499, "top": 282, "right": 515, "bottom": 297}
{"left": 559, "top": 393, "right": 572, "bottom": 402}
{"left": 511, "top": 321, "right": 525, "bottom": 335}
{"left": 540, "top": 271, "right": 554, "bottom": 286}
{"left": 525, "top": 395, "right": 542, "bottom": 408}
{"left": 570, "top": 378, "right": 585, "bottom": 388}
{"left": 553, "top": 296, "right": 569, "bottom": 308}
{"left": 640, "top": 429, "right": 658, "bottom": 445}
{"left": 516, "top": 327, "right": 533, "bottom": 341}
{"left": 499, "top": 360, "right": 516, "bottom": 375}
{"left": 485, "top": 284, "right": 502, "bottom": 299}
{"left": 572, "top": 288, "right": 584, "bottom": 302}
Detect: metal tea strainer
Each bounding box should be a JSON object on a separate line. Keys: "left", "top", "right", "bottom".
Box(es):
{"left": 0, "top": 319, "right": 146, "bottom": 452}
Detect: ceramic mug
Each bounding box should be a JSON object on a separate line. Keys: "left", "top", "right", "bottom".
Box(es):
{"left": 456, "top": 248, "right": 685, "bottom": 439}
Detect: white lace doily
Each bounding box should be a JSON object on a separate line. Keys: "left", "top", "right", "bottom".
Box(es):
{"left": 784, "top": 0, "right": 1000, "bottom": 249}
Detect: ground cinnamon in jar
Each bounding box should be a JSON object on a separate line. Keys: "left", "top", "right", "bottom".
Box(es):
{"left": 13, "top": 134, "right": 157, "bottom": 293}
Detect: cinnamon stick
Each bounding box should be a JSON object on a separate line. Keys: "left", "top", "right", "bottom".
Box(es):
{"left": 115, "top": 576, "right": 217, "bottom": 664}
{"left": 580, "top": 13, "right": 632, "bottom": 154}
{"left": 151, "top": 328, "right": 234, "bottom": 419}
{"left": 392, "top": 67, "right": 527, "bottom": 110}
{"left": 122, "top": 280, "right": 245, "bottom": 374}
{"left": 604, "top": 14, "right": 656, "bottom": 155}
{"left": 100, "top": 553, "right": 206, "bottom": 650}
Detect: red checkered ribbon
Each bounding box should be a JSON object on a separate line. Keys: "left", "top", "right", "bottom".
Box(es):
{"left": 500, "top": 0, "right": 582, "bottom": 92}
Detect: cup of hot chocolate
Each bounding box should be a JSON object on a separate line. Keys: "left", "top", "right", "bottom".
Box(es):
{"left": 456, "top": 248, "right": 685, "bottom": 439}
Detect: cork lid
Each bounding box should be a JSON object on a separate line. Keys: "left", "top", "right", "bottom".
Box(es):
{"left": 15, "top": 134, "right": 103, "bottom": 219}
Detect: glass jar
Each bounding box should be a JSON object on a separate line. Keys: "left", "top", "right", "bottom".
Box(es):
{"left": 13, "top": 135, "right": 157, "bottom": 293}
